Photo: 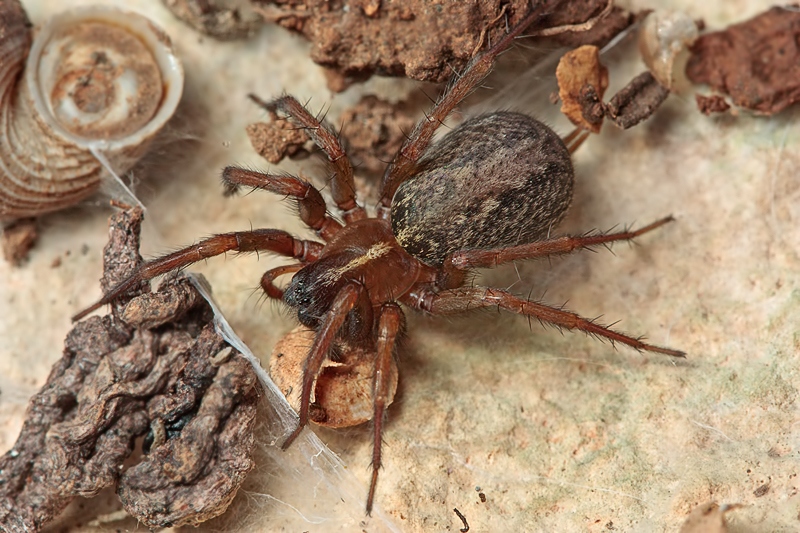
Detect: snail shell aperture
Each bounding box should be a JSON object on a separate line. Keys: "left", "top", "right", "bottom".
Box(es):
{"left": 638, "top": 10, "right": 699, "bottom": 90}
{"left": 0, "top": 2, "right": 184, "bottom": 221}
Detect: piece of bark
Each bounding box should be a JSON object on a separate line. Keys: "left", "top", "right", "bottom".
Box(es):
{"left": 255, "top": 0, "right": 625, "bottom": 90}
{"left": 0, "top": 208, "right": 260, "bottom": 531}
{"left": 686, "top": 6, "right": 800, "bottom": 115}
{"left": 605, "top": 71, "right": 670, "bottom": 130}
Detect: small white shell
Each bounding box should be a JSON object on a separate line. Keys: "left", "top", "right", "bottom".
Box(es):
{"left": 0, "top": 3, "right": 184, "bottom": 221}
{"left": 638, "top": 10, "right": 699, "bottom": 90}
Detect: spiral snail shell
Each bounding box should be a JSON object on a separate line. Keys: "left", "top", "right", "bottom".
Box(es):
{"left": 638, "top": 10, "right": 699, "bottom": 90}
{"left": 0, "top": 2, "right": 184, "bottom": 221}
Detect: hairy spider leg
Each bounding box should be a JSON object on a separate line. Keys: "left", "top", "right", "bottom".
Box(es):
{"left": 281, "top": 282, "right": 365, "bottom": 450}
{"left": 446, "top": 217, "right": 675, "bottom": 270}
{"left": 367, "top": 302, "right": 404, "bottom": 515}
{"left": 260, "top": 263, "right": 304, "bottom": 300}
{"left": 249, "top": 94, "right": 366, "bottom": 224}
{"left": 407, "top": 287, "right": 685, "bottom": 358}
{"left": 377, "top": 0, "right": 565, "bottom": 215}
{"left": 72, "top": 230, "right": 323, "bottom": 321}
{"left": 562, "top": 128, "right": 591, "bottom": 154}
{"left": 222, "top": 167, "right": 343, "bottom": 240}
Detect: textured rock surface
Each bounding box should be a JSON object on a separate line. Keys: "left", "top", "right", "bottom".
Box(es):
{"left": 1, "top": 0, "right": 797, "bottom": 531}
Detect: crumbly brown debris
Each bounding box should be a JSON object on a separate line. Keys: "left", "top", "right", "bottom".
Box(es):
{"left": 0, "top": 208, "right": 260, "bottom": 531}
{"left": 255, "top": 0, "right": 628, "bottom": 91}
{"left": 1, "top": 218, "right": 38, "bottom": 266}
{"left": 162, "top": 0, "right": 264, "bottom": 40}
{"left": 695, "top": 94, "right": 731, "bottom": 115}
{"left": 247, "top": 117, "right": 311, "bottom": 164}
{"left": 605, "top": 71, "right": 670, "bottom": 130}
{"left": 686, "top": 6, "right": 800, "bottom": 115}
{"left": 679, "top": 502, "right": 743, "bottom": 533}
{"left": 340, "top": 95, "right": 416, "bottom": 179}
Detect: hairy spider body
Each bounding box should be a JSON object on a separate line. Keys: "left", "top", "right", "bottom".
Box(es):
{"left": 393, "top": 112, "right": 574, "bottom": 266}
{"left": 282, "top": 218, "right": 426, "bottom": 336}
{"left": 74, "top": 0, "right": 684, "bottom": 515}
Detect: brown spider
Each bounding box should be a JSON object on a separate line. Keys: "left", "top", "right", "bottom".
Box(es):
{"left": 74, "top": 0, "right": 684, "bottom": 514}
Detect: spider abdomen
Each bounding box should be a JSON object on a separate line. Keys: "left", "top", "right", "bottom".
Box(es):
{"left": 391, "top": 112, "right": 574, "bottom": 266}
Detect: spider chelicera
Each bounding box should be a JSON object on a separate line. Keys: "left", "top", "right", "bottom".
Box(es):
{"left": 74, "top": 0, "right": 684, "bottom": 514}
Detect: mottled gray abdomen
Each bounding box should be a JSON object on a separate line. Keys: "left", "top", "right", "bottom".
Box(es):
{"left": 391, "top": 112, "right": 574, "bottom": 266}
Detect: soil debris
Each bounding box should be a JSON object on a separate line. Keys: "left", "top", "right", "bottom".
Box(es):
{"left": 695, "top": 94, "right": 730, "bottom": 115}
{"left": 686, "top": 6, "right": 800, "bottom": 115}
{"left": 0, "top": 208, "right": 260, "bottom": 531}
{"left": 162, "top": 0, "right": 264, "bottom": 40}
{"left": 340, "top": 95, "right": 416, "bottom": 178}
{"left": 555, "top": 51, "right": 669, "bottom": 132}
{"left": 246, "top": 116, "right": 311, "bottom": 165}
{"left": 254, "top": 0, "right": 629, "bottom": 91}
{"left": 1, "top": 218, "right": 37, "bottom": 265}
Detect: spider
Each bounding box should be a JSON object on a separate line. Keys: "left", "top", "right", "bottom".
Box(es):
{"left": 74, "top": 0, "right": 684, "bottom": 514}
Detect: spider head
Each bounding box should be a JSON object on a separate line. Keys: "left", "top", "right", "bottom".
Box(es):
{"left": 283, "top": 266, "right": 326, "bottom": 328}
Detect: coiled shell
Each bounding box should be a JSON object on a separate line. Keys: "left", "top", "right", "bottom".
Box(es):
{"left": 638, "top": 10, "right": 699, "bottom": 90}
{"left": 0, "top": 3, "right": 184, "bottom": 221}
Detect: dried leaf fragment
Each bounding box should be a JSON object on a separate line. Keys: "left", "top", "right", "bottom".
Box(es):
{"left": 270, "top": 325, "right": 398, "bottom": 428}
{"left": 556, "top": 45, "right": 608, "bottom": 133}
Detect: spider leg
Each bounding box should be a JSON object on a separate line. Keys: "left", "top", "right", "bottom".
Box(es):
{"left": 223, "top": 167, "right": 343, "bottom": 240}
{"left": 367, "top": 302, "right": 403, "bottom": 516}
{"left": 73, "top": 229, "right": 323, "bottom": 321}
{"left": 249, "top": 94, "right": 366, "bottom": 223}
{"left": 260, "top": 263, "right": 304, "bottom": 300}
{"left": 444, "top": 217, "right": 674, "bottom": 271}
{"left": 562, "top": 128, "right": 591, "bottom": 154}
{"left": 406, "top": 286, "right": 685, "bottom": 358}
{"left": 281, "top": 282, "right": 364, "bottom": 449}
{"left": 377, "top": 0, "right": 564, "bottom": 215}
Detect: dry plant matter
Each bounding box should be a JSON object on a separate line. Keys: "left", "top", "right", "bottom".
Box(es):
{"left": 687, "top": 5, "right": 800, "bottom": 115}
{"left": 254, "top": 0, "right": 631, "bottom": 90}
{"left": 0, "top": 208, "right": 260, "bottom": 531}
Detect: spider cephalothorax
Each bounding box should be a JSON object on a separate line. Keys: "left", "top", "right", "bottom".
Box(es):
{"left": 74, "top": 0, "right": 684, "bottom": 514}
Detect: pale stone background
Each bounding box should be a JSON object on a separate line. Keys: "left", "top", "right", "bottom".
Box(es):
{"left": 1, "top": 0, "right": 798, "bottom": 531}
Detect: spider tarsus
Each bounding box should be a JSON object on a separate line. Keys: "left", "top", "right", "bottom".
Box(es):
{"left": 365, "top": 468, "right": 380, "bottom": 516}
{"left": 247, "top": 92, "right": 274, "bottom": 111}
{"left": 281, "top": 424, "right": 304, "bottom": 451}
{"left": 644, "top": 344, "right": 686, "bottom": 358}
